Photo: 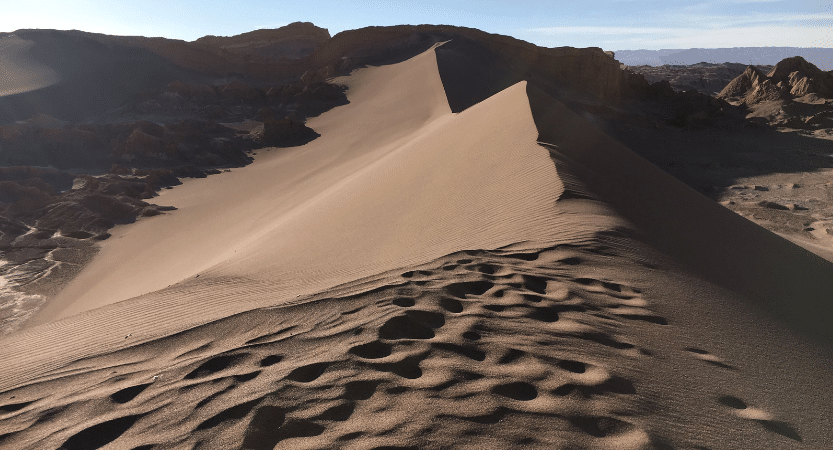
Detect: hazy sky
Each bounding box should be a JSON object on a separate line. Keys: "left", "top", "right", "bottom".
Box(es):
{"left": 2, "top": 0, "right": 832, "bottom": 50}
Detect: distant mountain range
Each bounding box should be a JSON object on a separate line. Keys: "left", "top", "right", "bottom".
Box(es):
{"left": 614, "top": 47, "right": 833, "bottom": 71}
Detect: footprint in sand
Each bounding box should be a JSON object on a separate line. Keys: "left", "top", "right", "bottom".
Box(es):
{"left": 684, "top": 347, "right": 734, "bottom": 370}
{"left": 717, "top": 395, "right": 802, "bottom": 442}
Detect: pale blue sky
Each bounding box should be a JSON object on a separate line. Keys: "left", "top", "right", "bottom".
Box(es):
{"left": 2, "top": 0, "right": 832, "bottom": 50}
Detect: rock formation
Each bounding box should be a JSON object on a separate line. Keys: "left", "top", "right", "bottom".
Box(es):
{"left": 625, "top": 62, "right": 774, "bottom": 96}
{"left": 717, "top": 56, "right": 833, "bottom": 129}
{"left": 719, "top": 56, "right": 833, "bottom": 104}
{"left": 261, "top": 116, "right": 318, "bottom": 147}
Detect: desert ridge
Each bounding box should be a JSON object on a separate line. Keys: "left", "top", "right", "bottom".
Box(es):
{"left": 0, "top": 41, "right": 831, "bottom": 450}
{"left": 27, "top": 43, "right": 575, "bottom": 328}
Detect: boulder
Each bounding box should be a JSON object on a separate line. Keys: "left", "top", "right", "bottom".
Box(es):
{"left": 262, "top": 116, "right": 318, "bottom": 146}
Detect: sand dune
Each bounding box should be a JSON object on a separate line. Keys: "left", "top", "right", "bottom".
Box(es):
{"left": 1, "top": 43, "right": 832, "bottom": 449}
{"left": 30, "top": 43, "right": 574, "bottom": 326}
{"left": 0, "top": 30, "right": 200, "bottom": 124}
{"left": 0, "top": 34, "right": 60, "bottom": 97}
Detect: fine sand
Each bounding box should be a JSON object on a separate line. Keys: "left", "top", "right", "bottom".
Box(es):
{"left": 0, "top": 34, "right": 60, "bottom": 97}
{"left": 1, "top": 44, "right": 832, "bottom": 449}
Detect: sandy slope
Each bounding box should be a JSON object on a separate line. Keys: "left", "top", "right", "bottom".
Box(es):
{"left": 0, "top": 34, "right": 60, "bottom": 97}
{"left": 1, "top": 44, "right": 832, "bottom": 449}
{"left": 30, "top": 43, "right": 574, "bottom": 327}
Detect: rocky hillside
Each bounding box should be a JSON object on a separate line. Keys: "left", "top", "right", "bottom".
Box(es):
{"left": 717, "top": 56, "right": 833, "bottom": 129}
{"left": 719, "top": 56, "right": 833, "bottom": 104}
{"left": 625, "top": 62, "right": 774, "bottom": 96}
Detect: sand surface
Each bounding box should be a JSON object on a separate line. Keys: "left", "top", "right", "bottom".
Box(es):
{"left": 0, "top": 34, "right": 60, "bottom": 97}
{"left": 1, "top": 44, "right": 832, "bottom": 449}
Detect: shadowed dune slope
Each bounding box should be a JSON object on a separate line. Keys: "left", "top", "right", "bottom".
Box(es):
{"left": 526, "top": 84, "right": 833, "bottom": 344}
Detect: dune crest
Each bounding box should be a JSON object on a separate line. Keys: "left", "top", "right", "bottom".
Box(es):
{"left": 23, "top": 45, "right": 585, "bottom": 353}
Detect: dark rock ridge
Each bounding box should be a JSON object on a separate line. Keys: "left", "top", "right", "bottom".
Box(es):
{"left": 114, "top": 78, "right": 347, "bottom": 123}
{"left": 72, "top": 22, "right": 331, "bottom": 82}
{"left": 193, "top": 23, "right": 331, "bottom": 60}
{"left": 615, "top": 47, "right": 833, "bottom": 71}
{"left": 0, "top": 116, "right": 254, "bottom": 170}
{"left": 625, "top": 62, "right": 774, "bottom": 96}
{"left": 0, "top": 29, "right": 202, "bottom": 125}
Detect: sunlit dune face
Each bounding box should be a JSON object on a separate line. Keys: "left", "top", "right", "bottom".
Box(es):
{"left": 0, "top": 34, "right": 60, "bottom": 97}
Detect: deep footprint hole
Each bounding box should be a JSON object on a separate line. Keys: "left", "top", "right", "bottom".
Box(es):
{"left": 342, "top": 380, "right": 382, "bottom": 400}
{"left": 185, "top": 353, "right": 248, "bottom": 380}
{"left": 379, "top": 315, "right": 435, "bottom": 340}
{"left": 525, "top": 306, "right": 559, "bottom": 323}
{"left": 498, "top": 348, "right": 526, "bottom": 364}
{"left": 718, "top": 395, "right": 747, "bottom": 409}
{"left": 492, "top": 382, "right": 538, "bottom": 401}
{"left": 439, "top": 297, "right": 464, "bottom": 313}
{"left": 260, "top": 355, "right": 283, "bottom": 367}
{"left": 462, "top": 331, "right": 481, "bottom": 341}
{"left": 522, "top": 275, "right": 548, "bottom": 294}
{"left": 349, "top": 341, "right": 392, "bottom": 359}
{"left": 286, "top": 362, "right": 330, "bottom": 382}
{"left": 557, "top": 359, "right": 587, "bottom": 373}
{"left": 392, "top": 297, "right": 416, "bottom": 307}
{"left": 60, "top": 414, "right": 145, "bottom": 450}
{"left": 110, "top": 383, "right": 151, "bottom": 404}
{"left": 404, "top": 310, "right": 445, "bottom": 328}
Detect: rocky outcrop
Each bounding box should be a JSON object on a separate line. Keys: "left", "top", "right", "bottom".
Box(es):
{"left": 0, "top": 117, "right": 254, "bottom": 170}
{"left": 74, "top": 22, "right": 331, "bottom": 82}
{"left": 0, "top": 168, "right": 182, "bottom": 245}
{"left": 261, "top": 116, "right": 318, "bottom": 147}
{"left": 620, "top": 70, "right": 745, "bottom": 130}
{"left": 716, "top": 57, "right": 833, "bottom": 129}
{"left": 625, "top": 62, "right": 774, "bottom": 96}
{"left": 719, "top": 65, "right": 789, "bottom": 105}
{"left": 194, "top": 22, "right": 331, "bottom": 60}
{"left": 119, "top": 77, "right": 346, "bottom": 123}
{"left": 304, "top": 25, "right": 629, "bottom": 109}
{"left": 766, "top": 56, "right": 833, "bottom": 98}
{"left": 719, "top": 56, "right": 833, "bottom": 104}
